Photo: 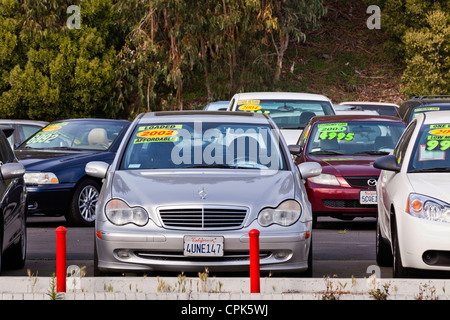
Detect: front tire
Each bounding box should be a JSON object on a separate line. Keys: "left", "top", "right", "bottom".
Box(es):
{"left": 392, "top": 220, "right": 413, "bottom": 278}
{"left": 375, "top": 216, "right": 392, "bottom": 267}
{"left": 66, "top": 178, "right": 100, "bottom": 227}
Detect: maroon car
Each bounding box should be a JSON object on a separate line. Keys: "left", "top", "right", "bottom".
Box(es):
{"left": 293, "top": 115, "right": 406, "bottom": 227}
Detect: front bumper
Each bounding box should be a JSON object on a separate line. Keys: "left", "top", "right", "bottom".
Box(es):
{"left": 397, "top": 211, "right": 450, "bottom": 271}
{"left": 306, "top": 183, "right": 377, "bottom": 218}
{"left": 95, "top": 219, "right": 312, "bottom": 274}
{"left": 26, "top": 183, "right": 75, "bottom": 216}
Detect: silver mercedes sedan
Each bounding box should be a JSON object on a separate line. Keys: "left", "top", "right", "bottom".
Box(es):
{"left": 86, "top": 111, "right": 321, "bottom": 276}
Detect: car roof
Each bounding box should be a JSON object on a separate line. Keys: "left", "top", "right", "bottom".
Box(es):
{"left": 232, "top": 92, "right": 332, "bottom": 102}
{"left": 139, "top": 110, "right": 271, "bottom": 124}
{"left": 340, "top": 101, "right": 399, "bottom": 107}
{"left": 422, "top": 110, "right": 450, "bottom": 124}
{"left": 407, "top": 96, "right": 450, "bottom": 106}
{"left": 0, "top": 119, "right": 48, "bottom": 126}
{"left": 310, "top": 114, "right": 404, "bottom": 124}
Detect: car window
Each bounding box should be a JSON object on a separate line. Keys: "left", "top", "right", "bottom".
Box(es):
{"left": 305, "top": 120, "right": 405, "bottom": 156}
{"left": 297, "top": 122, "right": 312, "bottom": 148}
{"left": 19, "top": 124, "right": 43, "bottom": 143}
{"left": 235, "top": 99, "right": 334, "bottom": 129}
{"left": 393, "top": 120, "right": 417, "bottom": 167}
{"left": 21, "top": 121, "right": 128, "bottom": 151}
{"left": 120, "top": 122, "right": 287, "bottom": 171}
{"left": 408, "top": 122, "right": 450, "bottom": 172}
{"left": 0, "top": 132, "right": 14, "bottom": 164}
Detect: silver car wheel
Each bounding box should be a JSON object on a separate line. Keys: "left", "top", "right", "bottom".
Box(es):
{"left": 78, "top": 185, "right": 98, "bottom": 223}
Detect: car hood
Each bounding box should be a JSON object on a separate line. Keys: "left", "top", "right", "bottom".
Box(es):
{"left": 308, "top": 155, "right": 381, "bottom": 176}
{"left": 408, "top": 173, "right": 450, "bottom": 203}
{"left": 15, "top": 149, "right": 110, "bottom": 171}
{"left": 109, "top": 169, "right": 296, "bottom": 219}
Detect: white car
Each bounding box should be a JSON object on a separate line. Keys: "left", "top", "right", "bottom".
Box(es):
{"left": 374, "top": 111, "right": 450, "bottom": 277}
{"left": 228, "top": 92, "right": 335, "bottom": 145}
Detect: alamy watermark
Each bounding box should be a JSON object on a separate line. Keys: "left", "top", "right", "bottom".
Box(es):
{"left": 67, "top": 5, "right": 81, "bottom": 29}
{"left": 366, "top": 5, "right": 381, "bottom": 30}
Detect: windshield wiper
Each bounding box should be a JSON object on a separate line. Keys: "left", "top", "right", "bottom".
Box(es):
{"left": 354, "top": 150, "right": 390, "bottom": 155}
{"left": 409, "top": 167, "right": 450, "bottom": 173}
{"left": 309, "top": 150, "right": 344, "bottom": 155}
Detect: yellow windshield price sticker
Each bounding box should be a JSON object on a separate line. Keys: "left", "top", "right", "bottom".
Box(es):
{"left": 239, "top": 105, "right": 261, "bottom": 111}
{"left": 134, "top": 129, "right": 179, "bottom": 144}
{"left": 138, "top": 124, "right": 182, "bottom": 131}
{"left": 237, "top": 99, "right": 260, "bottom": 105}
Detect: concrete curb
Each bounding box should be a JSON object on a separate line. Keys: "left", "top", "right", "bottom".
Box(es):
{"left": 1, "top": 276, "right": 449, "bottom": 300}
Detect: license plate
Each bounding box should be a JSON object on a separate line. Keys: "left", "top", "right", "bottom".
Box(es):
{"left": 360, "top": 190, "right": 377, "bottom": 205}
{"left": 183, "top": 236, "right": 224, "bottom": 257}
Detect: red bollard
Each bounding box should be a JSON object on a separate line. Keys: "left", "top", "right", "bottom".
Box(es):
{"left": 55, "top": 226, "right": 67, "bottom": 292}
{"left": 249, "top": 229, "right": 260, "bottom": 293}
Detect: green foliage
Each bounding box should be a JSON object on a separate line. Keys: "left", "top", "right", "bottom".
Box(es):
{"left": 377, "top": 0, "right": 450, "bottom": 96}
{"left": 0, "top": 0, "right": 119, "bottom": 121}
{"left": 113, "top": 0, "right": 326, "bottom": 116}
{"left": 0, "top": 0, "right": 327, "bottom": 119}
{"left": 401, "top": 9, "right": 449, "bottom": 95}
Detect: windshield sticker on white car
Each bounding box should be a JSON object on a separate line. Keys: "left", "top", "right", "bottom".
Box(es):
{"left": 419, "top": 144, "right": 445, "bottom": 161}
{"left": 238, "top": 105, "right": 261, "bottom": 111}
{"left": 237, "top": 99, "right": 260, "bottom": 105}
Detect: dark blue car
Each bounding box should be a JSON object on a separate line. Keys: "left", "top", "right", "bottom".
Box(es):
{"left": 14, "top": 118, "right": 130, "bottom": 227}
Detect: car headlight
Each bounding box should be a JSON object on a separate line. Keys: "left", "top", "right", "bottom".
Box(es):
{"left": 24, "top": 172, "right": 59, "bottom": 185}
{"left": 407, "top": 193, "right": 450, "bottom": 223}
{"left": 258, "top": 200, "right": 301, "bottom": 227}
{"left": 308, "top": 173, "right": 340, "bottom": 186}
{"left": 105, "top": 199, "right": 149, "bottom": 226}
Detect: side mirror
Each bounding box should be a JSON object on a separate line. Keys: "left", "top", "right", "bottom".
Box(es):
{"left": 373, "top": 155, "right": 400, "bottom": 172}
{"left": 288, "top": 144, "right": 302, "bottom": 155}
{"left": 85, "top": 161, "right": 109, "bottom": 179}
{"left": 298, "top": 162, "right": 321, "bottom": 179}
{"left": 1, "top": 162, "right": 25, "bottom": 180}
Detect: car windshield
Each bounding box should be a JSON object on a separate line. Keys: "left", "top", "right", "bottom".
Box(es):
{"left": 409, "top": 123, "right": 450, "bottom": 173}
{"left": 120, "top": 122, "right": 287, "bottom": 170}
{"left": 305, "top": 120, "right": 405, "bottom": 156}
{"left": 236, "top": 99, "right": 334, "bottom": 129}
{"left": 20, "top": 121, "right": 128, "bottom": 151}
{"left": 410, "top": 105, "right": 450, "bottom": 123}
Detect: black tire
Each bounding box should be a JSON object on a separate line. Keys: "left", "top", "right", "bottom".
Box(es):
{"left": 66, "top": 178, "right": 100, "bottom": 227}
{"left": 375, "top": 216, "right": 393, "bottom": 267}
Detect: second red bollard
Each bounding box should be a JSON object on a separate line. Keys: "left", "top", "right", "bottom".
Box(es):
{"left": 249, "top": 229, "right": 260, "bottom": 293}
{"left": 55, "top": 226, "right": 67, "bottom": 293}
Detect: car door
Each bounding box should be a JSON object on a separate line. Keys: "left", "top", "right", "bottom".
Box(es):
{"left": 378, "top": 120, "right": 417, "bottom": 240}
{"left": 0, "top": 131, "right": 25, "bottom": 251}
